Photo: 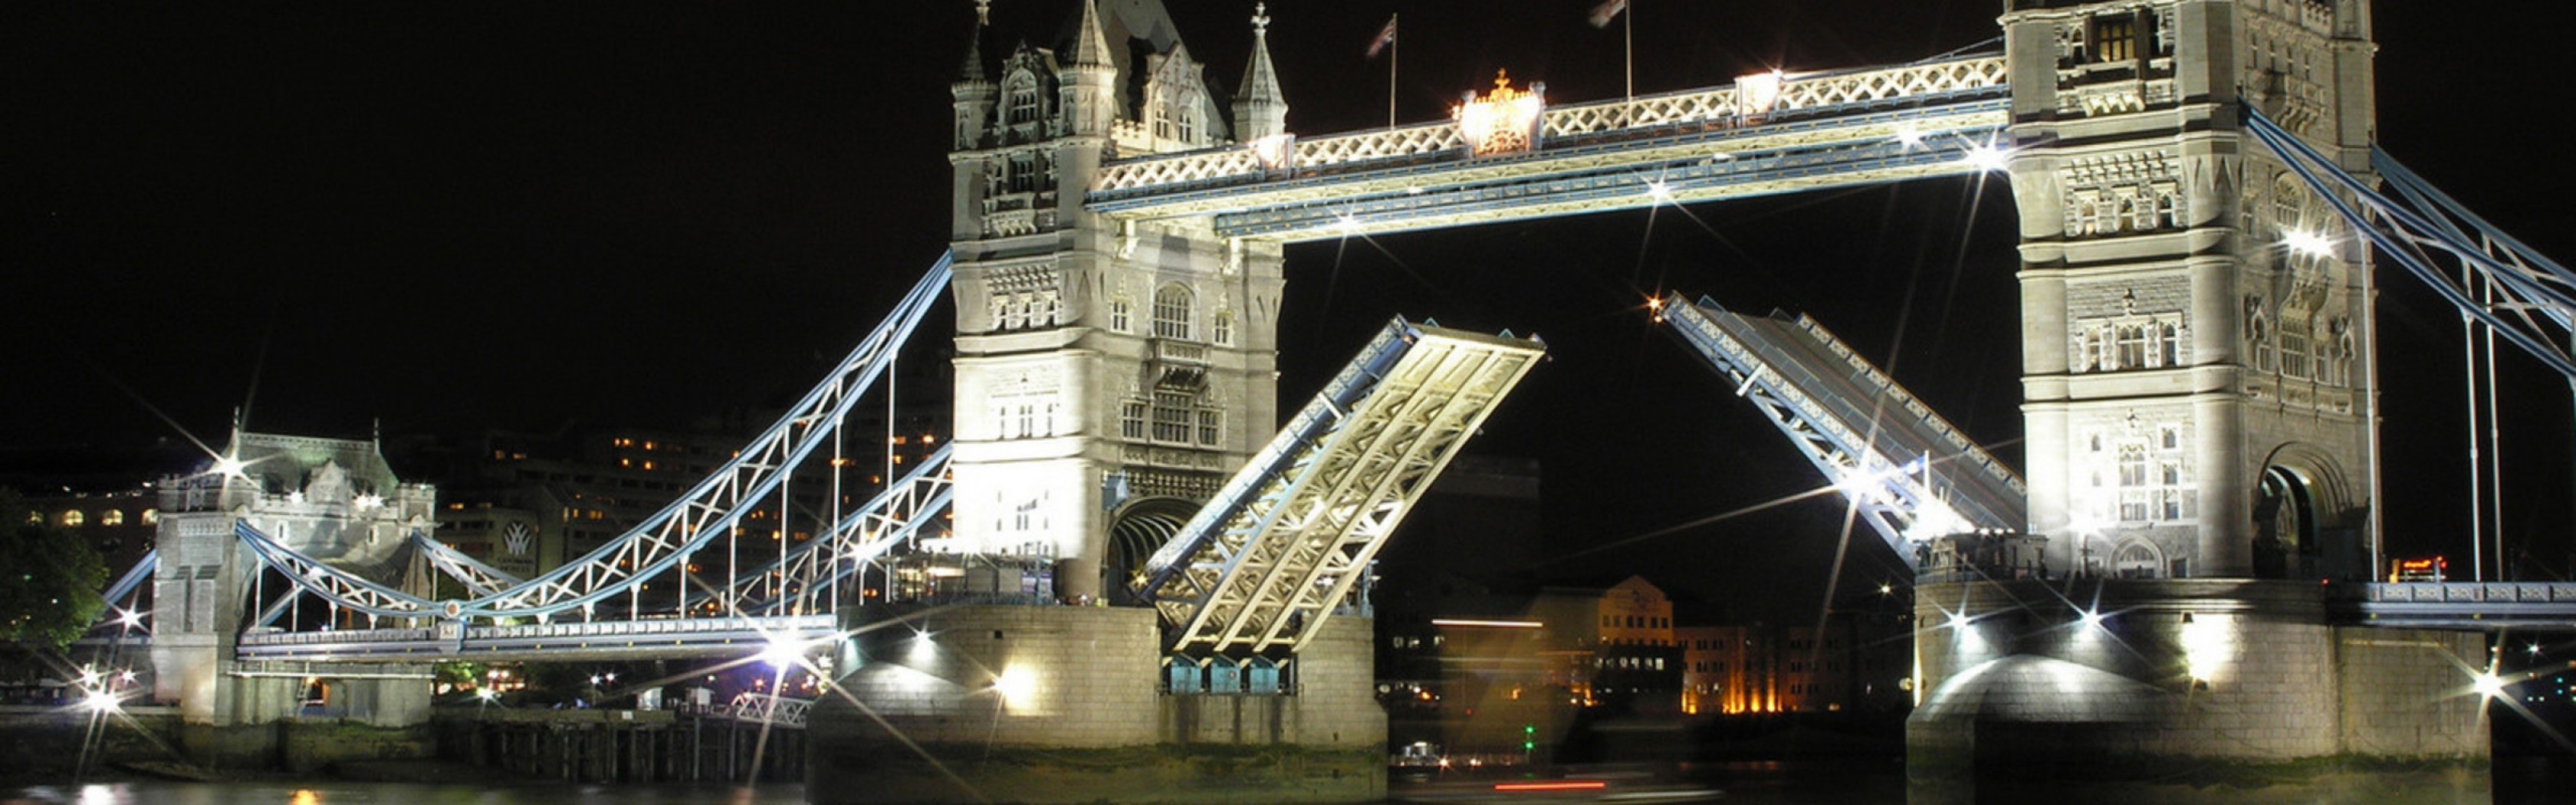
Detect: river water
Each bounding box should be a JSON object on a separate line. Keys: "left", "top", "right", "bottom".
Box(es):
{"left": 7, "top": 757, "right": 2568, "bottom": 804}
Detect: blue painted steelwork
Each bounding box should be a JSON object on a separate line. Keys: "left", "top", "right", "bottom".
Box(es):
{"left": 1211, "top": 110, "right": 2002, "bottom": 240}
{"left": 2333, "top": 582, "right": 2576, "bottom": 630}
{"left": 234, "top": 613, "right": 837, "bottom": 662}
{"left": 409, "top": 531, "right": 523, "bottom": 596}
{"left": 225, "top": 251, "right": 955, "bottom": 623}
{"left": 1138, "top": 317, "right": 1546, "bottom": 654}
{"left": 1656, "top": 294, "right": 2025, "bottom": 569}
{"left": 2246, "top": 109, "right": 2576, "bottom": 381}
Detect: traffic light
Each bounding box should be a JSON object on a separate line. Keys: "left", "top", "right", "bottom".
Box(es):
{"left": 1522, "top": 723, "right": 1536, "bottom": 752}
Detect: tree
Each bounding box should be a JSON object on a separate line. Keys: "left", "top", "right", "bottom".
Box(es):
{"left": 0, "top": 488, "right": 109, "bottom": 649}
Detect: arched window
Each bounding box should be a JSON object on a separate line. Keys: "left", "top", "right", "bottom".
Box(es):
{"left": 1109, "top": 296, "right": 1132, "bottom": 332}
{"left": 1152, "top": 284, "right": 1194, "bottom": 340}
{"left": 2248, "top": 314, "right": 2274, "bottom": 373}
{"left": 1211, "top": 310, "right": 1235, "bottom": 346}
{"left": 100, "top": 509, "right": 125, "bottom": 527}
{"left": 1004, "top": 74, "right": 1041, "bottom": 126}
{"left": 140, "top": 508, "right": 159, "bottom": 525}
{"left": 60, "top": 510, "right": 85, "bottom": 527}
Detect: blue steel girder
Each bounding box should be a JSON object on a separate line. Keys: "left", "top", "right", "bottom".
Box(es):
{"left": 409, "top": 531, "right": 523, "bottom": 597}
{"left": 2243, "top": 108, "right": 2576, "bottom": 383}
{"left": 701, "top": 443, "right": 955, "bottom": 618}
{"left": 1656, "top": 294, "right": 2026, "bottom": 569}
{"left": 225, "top": 251, "right": 955, "bottom": 623}
{"left": 1089, "top": 56, "right": 2009, "bottom": 242}
{"left": 233, "top": 613, "right": 838, "bottom": 662}
{"left": 1139, "top": 318, "right": 1546, "bottom": 655}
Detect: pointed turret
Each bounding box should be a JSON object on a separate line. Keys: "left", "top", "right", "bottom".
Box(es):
{"left": 1058, "top": 0, "right": 1117, "bottom": 136}
{"left": 951, "top": 1, "right": 996, "bottom": 150}
{"left": 1231, "top": 2, "right": 1288, "bottom": 141}
{"left": 1066, "top": 0, "right": 1113, "bottom": 69}
{"left": 957, "top": 0, "right": 991, "bottom": 83}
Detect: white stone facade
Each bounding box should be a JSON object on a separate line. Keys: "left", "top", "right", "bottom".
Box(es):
{"left": 946, "top": 3, "right": 1287, "bottom": 599}
{"left": 2003, "top": 0, "right": 2376, "bottom": 579}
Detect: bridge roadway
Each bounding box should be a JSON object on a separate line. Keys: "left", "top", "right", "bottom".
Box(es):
{"left": 2332, "top": 581, "right": 2576, "bottom": 630}
{"left": 233, "top": 613, "right": 836, "bottom": 663}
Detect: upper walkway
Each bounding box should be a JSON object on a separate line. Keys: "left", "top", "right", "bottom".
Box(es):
{"left": 1089, "top": 55, "right": 2008, "bottom": 241}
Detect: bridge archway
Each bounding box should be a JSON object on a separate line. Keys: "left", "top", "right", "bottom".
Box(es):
{"left": 2253, "top": 442, "right": 2356, "bottom": 579}
{"left": 1106, "top": 497, "right": 1199, "bottom": 606}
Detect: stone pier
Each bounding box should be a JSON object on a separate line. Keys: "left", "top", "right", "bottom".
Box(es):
{"left": 1909, "top": 579, "right": 2489, "bottom": 803}
{"left": 807, "top": 604, "right": 1385, "bottom": 804}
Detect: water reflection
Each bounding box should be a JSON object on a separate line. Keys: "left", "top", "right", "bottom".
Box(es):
{"left": 3, "top": 783, "right": 806, "bottom": 805}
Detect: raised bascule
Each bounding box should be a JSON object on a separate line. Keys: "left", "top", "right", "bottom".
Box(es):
{"left": 74, "top": 0, "right": 2576, "bottom": 802}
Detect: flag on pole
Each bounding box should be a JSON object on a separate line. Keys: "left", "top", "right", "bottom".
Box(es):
{"left": 1588, "top": 0, "right": 1629, "bottom": 28}
{"left": 1365, "top": 15, "right": 1398, "bottom": 58}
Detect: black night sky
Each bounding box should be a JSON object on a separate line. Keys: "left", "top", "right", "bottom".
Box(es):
{"left": 8, "top": 2, "right": 2573, "bottom": 619}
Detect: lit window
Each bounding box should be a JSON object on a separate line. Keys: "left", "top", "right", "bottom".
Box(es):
{"left": 61, "top": 510, "right": 84, "bottom": 527}
{"left": 100, "top": 510, "right": 124, "bottom": 527}
{"left": 140, "top": 508, "right": 159, "bottom": 525}
{"left": 2090, "top": 15, "right": 2135, "bottom": 63}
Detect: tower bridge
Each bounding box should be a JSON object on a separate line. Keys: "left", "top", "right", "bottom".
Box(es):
{"left": 64, "top": 0, "right": 2576, "bottom": 801}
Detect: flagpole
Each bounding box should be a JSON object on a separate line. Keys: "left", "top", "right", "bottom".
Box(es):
{"left": 1388, "top": 13, "right": 1399, "bottom": 128}
{"left": 1624, "top": 1, "right": 1635, "bottom": 101}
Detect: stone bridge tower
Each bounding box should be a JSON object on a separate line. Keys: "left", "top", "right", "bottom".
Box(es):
{"left": 1907, "top": 5, "right": 2486, "bottom": 800}
{"left": 2003, "top": 0, "right": 2377, "bottom": 580}
{"left": 943, "top": 0, "right": 1290, "bottom": 602}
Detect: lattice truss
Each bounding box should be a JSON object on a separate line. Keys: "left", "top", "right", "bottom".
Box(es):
{"left": 1655, "top": 294, "right": 2025, "bottom": 568}
{"left": 1088, "top": 57, "right": 2007, "bottom": 241}
{"left": 1138, "top": 318, "right": 1545, "bottom": 655}
{"left": 2246, "top": 109, "right": 2576, "bottom": 382}
{"left": 701, "top": 444, "right": 953, "bottom": 617}
{"left": 229, "top": 252, "right": 958, "bottom": 625}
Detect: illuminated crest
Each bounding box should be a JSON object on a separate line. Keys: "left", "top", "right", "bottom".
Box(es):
{"left": 1452, "top": 70, "right": 1545, "bottom": 157}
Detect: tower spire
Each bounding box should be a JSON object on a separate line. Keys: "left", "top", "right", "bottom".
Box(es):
{"left": 957, "top": 0, "right": 991, "bottom": 82}
{"left": 1067, "top": 0, "right": 1112, "bottom": 68}
{"left": 1233, "top": 2, "right": 1288, "bottom": 140}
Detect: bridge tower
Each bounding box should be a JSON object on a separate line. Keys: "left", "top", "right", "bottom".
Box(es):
{"left": 150, "top": 428, "right": 439, "bottom": 764}
{"left": 941, "top": 0, "right": 1286, "bottom": 603}
{"left": 2004, "top": 0, "right": 2377, "bottom": 580}
{"left": 811, "top": 5, "right": 1384, "bottom": 803}
{"left": 1906, "top": 3, "right": 2488, "bottom": 800}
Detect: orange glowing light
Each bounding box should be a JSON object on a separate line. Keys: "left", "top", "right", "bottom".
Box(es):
{"left": 1493, "top": 781, "right": 1608, "bottom": 792}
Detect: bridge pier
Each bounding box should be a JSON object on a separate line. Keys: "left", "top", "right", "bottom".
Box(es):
{"left": 808, "top": 603, "right": 1385, "bottom": 804}
{"left": 1908, "top": 579, "right": 2489, "bottom": 803}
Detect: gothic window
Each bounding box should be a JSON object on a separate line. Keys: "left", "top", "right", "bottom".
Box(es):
{"left": 1109, "top": 296, "right": 1133, "bottom": 332}
{"left": 1006, "top": 154, "right": 1037, "bottom": 193}
{"left": 1005, "top": 75, "right": 1041, "bottom": 126}
{"left": 2249, "top": 314, "right": 2274, "bottom": 373}
{"left": 2091, "top": 15, "right": 2135, "bottom": 63}
{"left": 2155, "top": 322, "right": 2180, "bottom": 368}
{"left": 1196, "top": 410, "right": 1222, "bottom": 446}
{"left": 2116, "top": 444, "right": 2149, "bottom": 522}
{"left": 1177, "top": 107, "right": 1198, "bottom": 143}
{"left": 2114, "top": 324, "right": 2147, "bottom": 369}
{"left": 1211, "top": 310, "right": 1236, "bottom": 346}
{"left": 2159, "top": 425, "right": 2181, "bottom": 452}
{"left": 1121, "top": 400, "right": 1148, "bottom": 440}
{"left": 100, "top": 509, "right": 124, "bottom": 527}
{"left": 1152, "top": 104, "right": 1172, "bottom": 140}
{"left": 2280, "top": 319, "right": 2312, "bottom": 380}
{"left": 60, "top": 510, "right": 84, "bottom": 527}
{"left": 1152, "top": 284, "right": 1194, "bottom": 340}
{"left": 1152, "top": 392, "right": 1194, "bottom": 443}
